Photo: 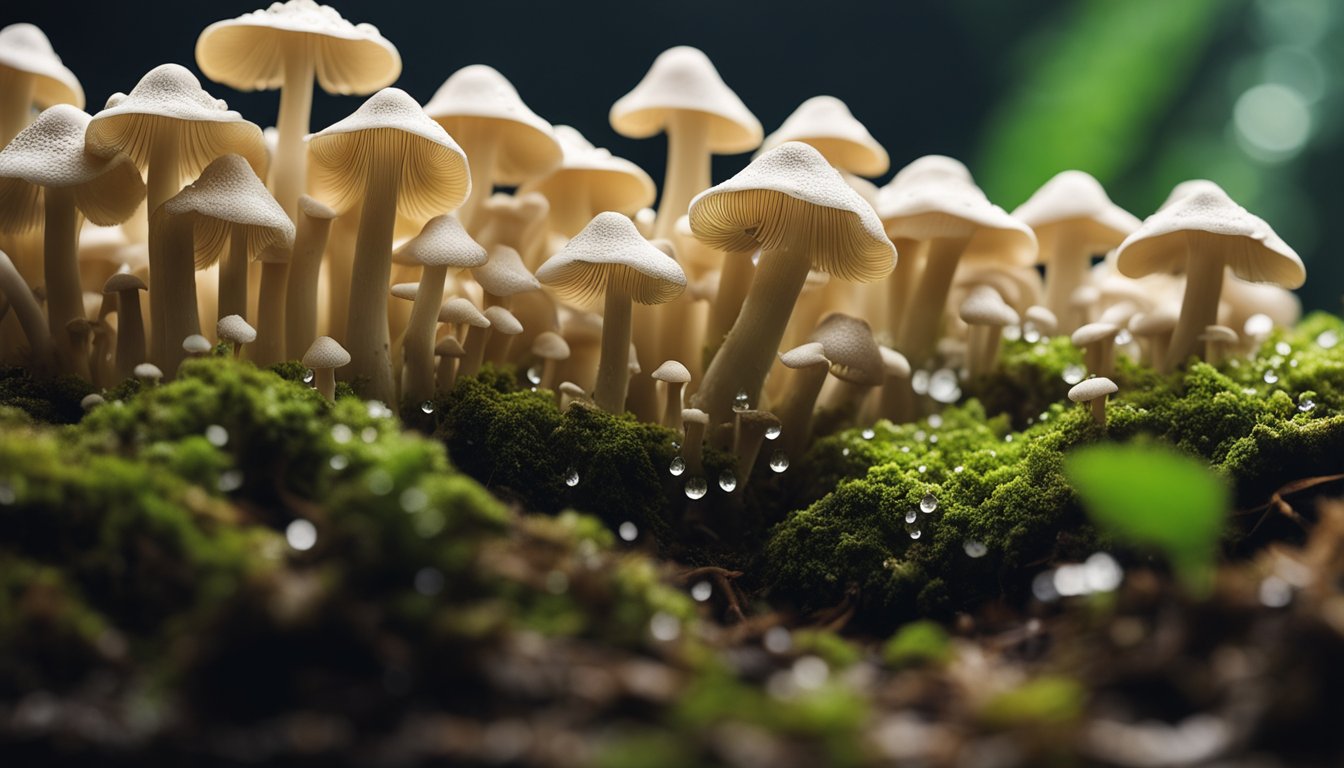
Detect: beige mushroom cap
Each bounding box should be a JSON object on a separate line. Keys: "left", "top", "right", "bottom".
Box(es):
{"left": 0, "top": 105, "right": 145, "bottom": 232}
{"left": 1115, "top": 187, "right": 1305, "bottom": 288}
{"left": 877, "top": 173, "right": 1037, "bottom": 267}
{"left": 308, "top": 87, "right": 471, "bottom": 220}
{"left": 779, "top": 341, "right": 829, "bottom": 370}
{"left": 1068, "top": 376, "right": 1118, "bottom": 403}
{"left": 390, "top": 282, "right": 418, "bottom": 302}
{"left": 880, "top": 346, "right": 911, "bottom": 379}
{"left": 423, "top": 64, "right": 562, "bottom": 184}
{"left": 1128, "top": 308, "right": 1178, "bottom": 335}
{"left": 1071, "top": 322, "right": 1120, "bottom": 347}
{"left": 0, "top": 23, "right": 83, "bottom": 109}
{"left": 217, "top": 313, "right": 257, "bottom": 344}
{"left": 689, "top": 141, "right": 895, "bottom": 282}
{"left": 959, "top": 285, "right": 1020, "bottom": 327}
{"left": 610, "top": 46, "right": 762, "bottom": 153}
{"left": 434, "top": 335, "right": 466, "bottom": 356}
{"left": 302, "top": 334, "right": 350, "bottom": 368}
{"left": 651, "top": 359, "right": 691, "bottom": 384}
{"left": 473, "top": 244, "right": 540, "bottom": 297}
{"left": 86, "top": 64, "right": 266, "bottom": 180}
{"left": 530, "top": 330, "right": 570, "bottom": 360}
{"left": 536, "top": 211, "right": 686, "bottom": 306}
{"left": 482, "top": 305, "right": 522, "bottom": 335}
{"left": 520, "top": 125, "right": 656, "bottom": 213}
{"left": 682, "top": 407, "right": 709, "bottom": 425}
{"left": 393, "top": 214, "right": 487, "bottom": 269}
{"left": 103, "top": 272, "right": 147, "bottom": 293}
{"left": 196, "top": 0, "right": 400, "bottom": 95}
{"left": 439, "top": 297, "right": 489, "bottom": 327}
{"left": 1199, "top": 324, "right": 1239, "bottom": 345}
{"left": 1158, "top": 179, "right": 1226, "bottom": 211}
{"left": 182, "top": 334, "right": 213, "bottom": 354}
{"left": 162, "top": 154, "right": 296, "bottom": 269}
{"left": 1012, "top": 170, "right": 1140, "bottom": 256}
{"left": 760, "top": 95, "right": 888, "bottom": 177}
{"left": 809, "top": 313, "right": 884, "bottom": 386}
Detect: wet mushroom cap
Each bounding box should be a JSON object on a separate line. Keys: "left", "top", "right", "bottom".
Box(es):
{"left": 0, "top": 23, "right": 84, "bottom": 109}
{"left": 302, "top": 335, "right": 350, "bottom": 368}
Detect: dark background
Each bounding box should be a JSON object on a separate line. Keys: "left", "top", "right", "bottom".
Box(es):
{"left": 6, "top": 0, "right": 1340, "bottom": 311}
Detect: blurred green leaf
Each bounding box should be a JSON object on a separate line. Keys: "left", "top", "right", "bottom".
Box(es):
{"left": 1064, "top": 443, "right": 1228, "bottom": 594}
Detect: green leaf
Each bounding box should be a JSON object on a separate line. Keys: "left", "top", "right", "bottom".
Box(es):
{"left": 1064, "top": 443, "right": 1228, "bottom": 594}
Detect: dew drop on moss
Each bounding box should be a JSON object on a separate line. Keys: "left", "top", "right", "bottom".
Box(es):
{"left": 920, "top": 493, "right": 938, "bottom": 513}
{"left": 691, "top": 581, "right": 712, "bottom": 601}
{"left": 286, "top": 519, "right": 317, "bottom": 551}
{"left": 929, "top": 369, "right": 961, "bottom": 403}
{"left": 564, "top": 467, "right": 580, "bottom": 487}
{"left": 765, "top": 424, "right": 782, "bottom": 441}
{"left": 303, "top": 368, "right": 314, "bottom": 383}
{"left": 1275, "top": 341, "right": 1292, "bottom": 356}
{"left": 420, "top": 401, "right": 434, "bottom": 414}
{"left": 861, "top": 428, "right": 875, "bottom": 440}
{"left": 733, "top": 390, "right": 750, "bottom": 411}
{"left": 618, "top": 521, "right": 638, "bottom": 542}
{"left": 1264, "top": 371, "right": 1280, "bottom": 384}
{"left": 205, "top": 424, "right": 228, "bottom": 447}
{"left": 963, "top": 540, "right": 988, "bottom": 558}
{"left": 1317, "top": 330, "right": 1338, "bottom": 349}
{"left": 685, "top": 476, "right": 708, "bottom": 499}
{"left": 909, "top": 528, "right": 922, "bottom": 540}
{"left": 361, "top": 426, "right": 378, "bottom": 443}
{"left": 1063, "top": 364, "right": 1085, "bottom": 385}
{"left": 329, "top": 454, "right": 349, "bottom": 470}
{"left": 1298, "top": 396, "right": 1316, "bottom": 412}
{"left": 905, "top": 510, "right": 917, "bottom": 524}
{"left": 669, "top": 456, "right": 686, "bottom": 476}
{"left": 526, "top": 366, "right": 542, "bottom": 385}
{"left": 768, "top": 451, "right": 789, "bottom": 473}
{"left": 719, "top": 470, "right": 738, "bottom": 492}
{"left": 331, "top": 424, "right": 353, "bottom": 444}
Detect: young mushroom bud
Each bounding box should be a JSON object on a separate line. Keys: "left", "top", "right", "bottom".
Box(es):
{"left": 80, "top": 393, "right": 105, "bottom": 412}
{"left": 182, "top": 333, "right": 213, "bottom": 358}
{"left": 558, "top": 381, "right": 588, "bottom": 410}
{"left": 1069, "top": 376, "right": 1118, "bottom": 427}
{"left": 1071, "top": 322, "right": 1120, "bottom": 379}
{"left": 1199, "top": 325, "right": 1238, "bottom": 366}
{"left": 217, "top": 313, "right": 256, "bottom": 359}
{"left": 1128, "top": 308, "right": 1178, "bottom": 370}
{"left": 302, "top": 335, "right": 350, "bottom": 402}
{"left": 958, "top": 284, "right": 1019, "bottom": 378}
{"left": 651, "top": 359, "right": 691, "bottom": 431}
{"left": 133, "top": 361, "right": 163, "bottom": 386}
{"left": 774, "top": 342, "right": 829, "bottom": 461}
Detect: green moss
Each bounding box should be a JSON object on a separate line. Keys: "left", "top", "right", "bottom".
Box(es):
{"left": 0, "top": 366, "right": 92, "bottom": 424}
{"left": 979, "top": 675, "right": 1086, "bottom": 728}
{"left": 882, "top": 619, "right": 953, "bottom": 668}
{"left": 0, "top": 555, "right": 114, "bottom": 694}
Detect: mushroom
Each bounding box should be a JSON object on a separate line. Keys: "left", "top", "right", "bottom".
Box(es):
{"left": 302, "top": 335, "right": 349, "bottom": 401}
{"left": 1128, "top": 309, "right": 1178, "bottom": 370}
{"left": 479, "top": 305, "right": 523, "bottom": 372}
{"left": 1199, "top": 325, "right": 1238, "bottom": 366}
{"left": 473, "top": 244, "right": 540, "bottom": 362}
{"left": 1012, "top": 171, "right": 1140, "bottom": 333}
{"left": 251, "top": 242, "right": 292, "bottom": 366}
{"left": 773, "top": 342, "right": 829, "bottom": 461}
{"left": 1069, "top": 376, "right": 1118, "bottom": 427}
{"left": 732, "top": 409, "right": 782, "bottom": 490}
{"left": 0, "top": 248, "right": 51, "bottom": 374}
{"left": 611, "top": 46, "right": 762, "bottom": 240}
{"left": 535, "top": 212, "right": 685, "bottom": 413}
{"left": 530, "top": 330, "right": 570, "bottom": 397}
{"left": 433, "top": 334, "right": 466, "bottom": 395}
{"left": 102, "top": 272, "right": 147, "bottom": 379}
{"left": 810, "top": 313, "right": 887, "bottom": 422}
{"left": 133, "top": 361, "right": 163, "bottom": 386}
{"left": 472, "top": 192, "right": 551, "bottom": 269}
{"left": 759, "top": 95, "right": 889, "bottom": 178}
{"left": 876, "top": 346, "right": 913, "bottom": 424}
{"left": 63, "top": 317, "right": 91, "bottom": 380}
{"left": 217, "top": 314, "right": 256, "bottom": 358}
{"left": 1115, "top": 186, "right": 1304, "bottom": 372}
{"left": 196, "top": 0, "right": 401, "bottom": 218}
{"left": 308, "top": 88, "right": 470, "bottom": 404}
{"left": 651, "top": 359, "right": 691, "bottom": 431}
{"left": 0, "top": 105, "right": 145, "bottom": 376}
{"left": 1071, "top": 322, "right": 1120, "bottom": 379}
{"left": 438, "top": 296, "right": 489, "bottom": 342}
{"left": 182, "top": 333, "right": 213, "bottom": 358}
{"left": 1023, "top": 305, "right": 1059, "bottom": 339}
{"left": 424, "top": 64, "right": 561, "bottom": 230}
{"left": 558, "top": 381, "right": 588, "bottom": 410}
{"left": 681, "top": 407, "right": 710, "bottom": 477}
{"left": 687, "top": 142, "right": 894, "bottom": 424}
{"left": 79, "top": 393, "right": 105, "bottom": 411}
{"left": 283, "top": 195, "right": 337, "bottom": 359}
{"left": 0, "top": 23, "right": 83, "bottom": 144}
{"left": 959, "top": 285, "right": 1019, "bottom": 378}
{"left": 520, "top": 125, "right": 656, "bottom": 241}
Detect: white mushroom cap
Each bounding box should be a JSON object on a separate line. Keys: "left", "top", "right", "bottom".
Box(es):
{"left": 133, "top": 362, "right": 163, "bottom": 380}
{"left": 182, "top": 334, "right": 213, "bottom": 354}
{"left": 1071, "top": 322, "right": 1120, "bottom": 347}
{"left": 0, "top": 105, "right": 145, "bottom": 232}
{"left": 1024, "top": 305, "right": 1059, "bottom": 335}
{"left": 102, "top": 271, "right": 147, "bottom": 293}
{"left": 559, "top": 381, "right": 588, "bottom": 400}
{"left": 959, "top": 284, "right": 1020, "bottom": 327}
{"left": 879, "top": 346, "right": 911, "bottom": 379}
{"left": 1158, "top": 179, "right": 1226, "bottom": 211}
{"left": 439, "top": 297, "right": 489, "bottom": 327}
{"left": 390, "top": 282, "right": 418, "bottom": 302}
{"left": 196, "top": 0, "right": 400, "bottom": 95}
{"left": 760, "top": 95, "right": 888, "bottom": 177}
{"left": 1199, "top": 325, "right": 1239, "bottom": 345}
{"left": 423, "top": 64, "right": 562, "bottom": 184}
{"left": 482, "top": 305, "right": 522, "bottom": 335}
{"left": 530, "top": 330, "right": 569, "bottom": 360}
{"left": 86, "top": 64, "right": 266, "bottom": 179}
{"left": 0, "top": 23, "right": 83, "bottom": 109}
{"left": 473, "top": 244, "right": 540, "bottom": 297}
{"left": 80, "top": 393, "right": 105, "bottom": 410}
{"left": 1012, "top": 170, "right": 1140, "bottom": 257}
{"left": 877, "top": 173, "right": 1037, "bottom": 267}
{"left": 302, "top": 334, "right": 350, "bottom": 368}
{"left": 689, "top": 142, "right": 895, "bottom": 282}
{"left": 434, "top": 335, "right": 465, "bottom": 356}
{"left": 217, "top": 313, "right": 257, "bottom": 344}
{"left": 393, "top": 214, "right": 487, "bottom": 269}
{"left": 308, "top": 87, "right": 471, "bottom": 220}
{"left": 536, "top": 211, "right": 686, "bottom": 306}
{"left": 1128, "top": 308, "right": 1178, "bottom": 335}
{"left": 1068, "top": 376, "right": 1117, "bottom": 403}
{"left": 682, "top": 407, "right": 708, "bottom": 425}
{"left": 610, "top": 46, "right": 762, "bottom": 153}
{"left": 885, "top": 154, "right": 972, "bottom": 191}
{"left": 520, "top": 125, "right": 656, "bottom": 214}
{"left": 779, "top": 341, "right": 829, "bottom": 370}
{"left": 651, "top": 359, "right": 691, "bottom": 384}
{"left": 808, "top": 313, "right": 884, "bottom": 386}
{"left": 161, "top": 154, "right": 295, "bottom": 269}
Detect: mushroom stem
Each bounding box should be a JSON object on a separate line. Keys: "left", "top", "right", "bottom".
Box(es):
{"left": 897, "top": 236, "right": 969, "bottom": 366}
{"left": 218, "top": 224, "right": 249, "bottom": 322}
{"left": 885, "top": 238, "right": 924, "bottom": 343}
{"left": 436, "top": 353, "right": 459, "bottom": 395}
{"left": 325, "top": 210, "right": 359, "bottom": 344}
{"left": 966, "top": 325, "right": 1005, "bottom": 378}
{"left": 402, "top": 263, "right": 448, "bottom": 406}
{"left": 1091, "top": 396, "right": 1107, "bottom": 426}
{"left": 540, "top": 357, "right": 560, "bottom": 395}
{"left": 251, "top": 260, "right": 288, "bottom": 366}
{"left": 42, "top": 186, "right": 83, "bottom": 376}
{"left": 662, "top": 381, "right": 685, "bottom": 430}
{"left": 113, "top": 289, "right": 145, "bottom": 381}
{"left": 458, "top": 126, "right": 498, "bottom": 231}
{"left": 154, "top": 213, "right": 201, "bottom": 374}
{"left": 695, "top": 246, "right": 812, "bottom": 424}
{"left": 271, "top": 50, "right": 315, "bottom": 220}
{"left": 0, "top": 249, "right": 52, "bottom": 374}
{"left": 593, "top": 280, "right": 633, "bottom": 413}
{"left": 458, "top": 325, "right": 489, "bottom": 380}
{"left": 0, "top": 70, "right": 35, "bottom": 145}
{"left": 776, "top": 364, "right": 827, "bottom": 460}
{"left": 656, "top": 111, "right": 710, "bottom": 240}
{"left": 285, "top": 204, "right": 333, "bottom": 359}
{"left": 343, "top": 151, "right": 402, "bottom": 404}
{"left": 1164, "top": 236, "right": 1225, "bottom": 372}
{"left": 314, "top": 366, "right": 335, "bottom": 401}
{"left": 705, "top": 250, "right": 754, "bottom": 355}
{"left": 549, "top": 181, "right": 592, "bottom": 239}
{"left": 879, "top": 376, "right": 915, "bottom": 423}
{"left": 1040, "top": 228, "right": 1091, "bottom": 332}
{"left": 146, "top": 129, "right": 181, "bottom": 364}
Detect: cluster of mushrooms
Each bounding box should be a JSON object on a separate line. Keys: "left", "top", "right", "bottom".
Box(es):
{"left": 0, "top": 2, "right": 1307, "bottom": 490}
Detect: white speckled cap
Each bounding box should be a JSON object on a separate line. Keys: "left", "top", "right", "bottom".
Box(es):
{"left": 760, "top": 96, "right": 888, "bottom": 177}
{"left": 610, "top": 46, "right": 761, "bottom": 153}
{"left": 1158, "top": 179, "right": 1226, "bottom": 211}
{"left": 217, "top": 313, "right": 257, "bottom": 344}
{"left": 0, "top": 23, "right": 83, "bottom": 109}
{"left": 473, "top": 244, "right": 539, "bottom": 297}
{"left": 161, "top": 154, "right": 295, "bottom": 269}
{"left": 1115, "top": 187, "right": 1304, "bottom": 288}
{"left": 1012, "top": 170, "right": 1140, "bottom": 259}
{"left": 308, "top": 88, "right": 470, "bottom": 220}
{"left": 182, "top": 334, "right": 213, "bottom": 355}
{"left": 302, "top": 335, "right": 350, "bottom": 368}
{"left": 536, "top": 211, "right": 686, "bottom": 306}
{"left": 87, "top": 64, "right": 266, "bottom": 180}
{"left": 482, "top": 305, "right": 522, "bottom": 335}
{"left": 521, "top": 125, "right": 655, "bottom": 214}
{"left": 688, "top": 142, "right": 895, "bottom": 282}
{"left": 0, "top": 105, "right": 145, "bottom": 232}
{"left": 1068, "top": 376, "right": 1117, "bottom": 403}
{"left": 424, "top": 64, "right": 561, "bottom": 184}
{"left": 959, "top": 285, "right": 1019, "bottom": 327}
{"left": 885, "top": 155, "right": 972, "bottom": 191}
{"left": 133, "top": 362, "right": 163, "bottom": 379}
{"left": 196, "top": 0, "right": 400, "bottom": 95}
{"left": 651, "top": 359, "right": 690, "bottom": 383}
{"left": 877, "top": 172, "right": 1036, "bottom": 267}
{"left": 393, "top": 214, "right": 486, "bottom": 269}
{"left": 439, "top": 296, "right": 490, "bottom": 328}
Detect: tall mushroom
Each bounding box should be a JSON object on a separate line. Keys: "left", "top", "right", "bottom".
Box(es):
{"left": 308, "top": 87, "right": 471, "bottom": 404}
{"left": 283, "top": 195, "right": 336, "bottom": 359}
{"left": 520, "top": 125, "right": 655, "bottom": 241}
{"left": 103, "top": 272, "right": 147, "bottom": 380}
{"left": 0, "top": 105, "right": 144, "bottom": 376}
{"left": 651, "top": 359, "right": 691, "bottom": 430}
{"left": 535, "top": 212, "right": 685, "bottom": 413}
{"left": 196, "top": 0, "right": 401, "bottom": 219}
{"left": 0, "top": 23, "right": 83, "bottom": 144}
{"left": 687, "top": 142, "right": 894, "bottom": 425}
{"left": 1114, "top": 187, "right": 1304, "bottom": 372}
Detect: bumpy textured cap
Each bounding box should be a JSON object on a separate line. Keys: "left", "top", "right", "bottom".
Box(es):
{"left": 651, "top": 359, "right": 690, "bottom": 383}
{"left": 878, "top": 173, "right": 1036, "bottom": 266}
{"left": 439, "top": 296, "right": 489, "bottom": 327}
{"left": 302, "top": 335, "right": 350, "bottom": 367}
{"left": 1071, "top": 322, "right": 1120, "bottom": 347}
{"left": 0, "top": 23, "right": 83, "bottom": 109}
{"left": 531, "top": 330, "right": 569, "bottom": 360}
{"left": 182, "top": 334, "right": 213, "bottom": 354}
{"left": 1115, "top": 187, "right": 1304, "bottom": 288}
{"left": 536, "top": 211, "right": 686, "bottom": 306}
{"left": 808, "top": 313, "right": 884, "bottom": 386}
{"left": 298, "top": 194, "right": 338, "bottom": 220}
{"left": 161, "top": 154, "right": 295, "bottom": 269}
{"left": 482, "top": 305, "right": 522, "bottom": 335}
{"left": 0, "top": 105, "right": 145, "bottom": 232}
{"left": 610, "top": 46, "right": 761, "bottom": 153}
{"left": 473, "top": 244, "right": 540, "bottom": 297}
{"left": 196, "top": 0, "right": 400, "bottom": 95}
{"left": 1012, "top": 170, "right": 1140, "bottom": 258}
{"left": 217, "top": 313, "right": 257, "bottom": 344}
{"left": 779, "top": 341, "right": 828, "bottom": 370}
{"left": 959, "top": 285, "right": 1019, "bottom": 327}
{"left": 393, "top": 214, "right": 487, "bottom": 269}
{"left": 1069, "top": 376, "right": 1117, "bottom": 403}
{"left": 86, "top": 64, "right": 266, "bottom": 180}
{"left": 309, "top": 88, "right": 471, "bottom": 220}
{"left": 760, "top": 96, "right": 888, "bottom": 177}
{"left": 1159, "top": 179, "right": 1226, "bottom": 211}
{"left": 885, "top": 155, "right": 971, "bottom": 191}
{"left": 424, "top": 64, "right": 561, "bottom": 184}
{"left": 521, "top": 125, "right": 655, "bottom": 214}
{"left": 389, "top": 282, "right": 418, "bottom": 301}
{"left": 103, "top": 272, "right": 147, "bottom": 293}
{"left": 689, "top": 142, "right": 895, "bottom": 282}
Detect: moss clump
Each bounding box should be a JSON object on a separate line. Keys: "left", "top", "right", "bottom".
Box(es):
{"left": 963, "top": 334, "right": 1081, "bottom": 428}
{"left": 882, "top": 619, "right": 953, "bottom": 668}
{"left": 0, "top": 555, "right": 117, "bottom": 694}
{"left": 0, "top": 367, "right": 92, "bottom": 424}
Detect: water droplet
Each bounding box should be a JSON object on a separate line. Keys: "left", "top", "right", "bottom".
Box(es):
{"left": 841, "top": 447, "right": 850, "bottom": 457}
{"left": 914, "top": 430, "right": 926, "bottom": 442}
{"left": 204, "top": 424, "right": 228, "bottom": 447}
{"left": 733, "top": 390, "right": 750, "bottom": 411}
{"left": 1063, "top": 364, "right": 1085, "bottom": 385}
{"left": 1004, "top": 434, "right": 1014, "bottom": 443}
{"left": 685, "top": 476, "right": 708, "bottom": 499}
{"left": 1298, "top": 396, "right": 1316, "bottom": 412}
{"left": 329, "top": 454, "right": 349, "bottom": 470}
{"left": 963, "top": 540, "right": 987, "bottom": 558}
{"left": 670, "top": 440, "right": 680, "bottom": 451}
{"left": 669, "top": 456, "right": 686, "bottom": 476}
{"left": 286, "top": 519, "right": 317, "bottom": 551}
{"left": 861, "top": 428, "right": 875, "bottom": 440}
{"left": 415, "top": 567, "right": 444, "bottom": 596}
{"left": 928, "top": 434, "right": 939, "bottom": 444}
{"left": 900, "top": 446, "right": 910, "bottom": 453}
{"left": 362, "top": 426, "right": 378, "bottom": 443}
{"left": 1022, "top": 322, "right": 1041, "bottom": 343}
{"left": 618, "top": 521, "right": 638, "bottom": 542}
{"left": 302, "top": 368, "right": 314, "bottom": 383}
{"left": 920, "top": 493, "right": 938, "bottom": 513}
{"left": 917, "top": 465, "right": 927, "bottom": 473}
{"left": 691, "top": 581, "right": 713, "bottom": 601}
{"left": 927, "top": 414, "right": 943, "bottom": 428}
{"left": 719, "top": 470, "right": 738, "bottom": 492}
{"left": 1316, "top": 330, "right": 1338, "bottom": 349}
{"left": 331, "top": 424, "right": 353, "bottom": 444}
{"left": 792, "top": 656, "right": 829, "bottom": 690}
{"left": 909, "top": 528, "right": 922, "bottom": 540}
{"left": 565, "top": 467, "right": 580, "bottom": 487}
{"left": 1259, "top": 575, "right": 1292, "bottom": 607}
{"left": 1115, "top": 329, "right": 1133, "bottom": 346}
{"left": 1244, "top": 313, "right": 1274, "bottom": 338}
{"left": 905, "top": 510, "right": 917, "bottom": 524}
{"left": 911, "top": 369, "right": 930, "bottom": 395}
{"left": 649, "top": 612, "right": 681, "bottom": 642}
{"left": 765, "top": 424, "right": 782, "bottom": 441}
{"left": 366, "top": 401, "right": 391, "bottom": 419}
{"left": 1084, "top": 552, "right": 1123, "bottom": 592}
{"left": 420, "top": 401, "right": 435, "bottom": 414}
{"left": 768, "top": 451, "right": 790, "bottom": 473}
{"left": 218, "top": 470, "right": 243, "bottom": 492}
{"left": 928, "top": 368, "right": 961, "bottom": 403}
{"left": 526, "top": 365, "right": 542, "bottom": 385}
{"left": 953, "top": 465, "right": 964, "bottom": 473}
{"left": 1003, "top": 324, "right": 1022, "bottom": 341}
{"left": 1275, "top": 341, "right": 1292, "bottom": 356}
{"left": 1264, "top": 370, "right": 1279, "bottom": 384}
